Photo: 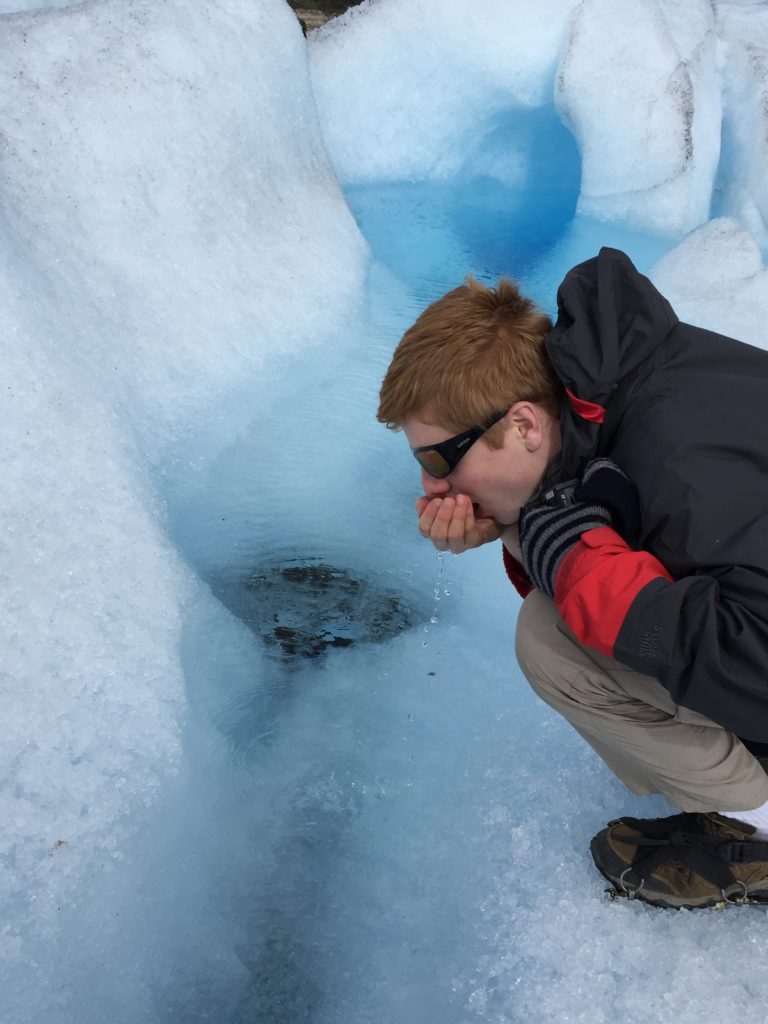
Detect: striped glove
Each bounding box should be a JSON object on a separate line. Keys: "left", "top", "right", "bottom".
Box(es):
{"left": 519, "top": 459, "right": 637, "bottom": 599}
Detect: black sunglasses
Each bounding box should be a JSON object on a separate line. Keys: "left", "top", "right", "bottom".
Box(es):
{"left": 411, "top": 409, "right": 509, "bottom": 479}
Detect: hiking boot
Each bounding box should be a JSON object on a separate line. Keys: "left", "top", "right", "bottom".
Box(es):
{"left": 590, "top": 812, "right": 768, "bottom": 909}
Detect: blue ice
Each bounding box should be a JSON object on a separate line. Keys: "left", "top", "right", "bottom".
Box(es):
{"left": 3, "top": 1, "right": 768, "bottom": 1023}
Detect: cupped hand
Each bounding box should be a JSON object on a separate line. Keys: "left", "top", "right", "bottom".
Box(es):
{"left": 415, "top": 494, "right": 503, "bottom": 554}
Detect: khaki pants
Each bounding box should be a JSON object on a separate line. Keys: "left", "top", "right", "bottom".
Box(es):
{"left": 515, "top": 590, "right": 768, "bottom": 813}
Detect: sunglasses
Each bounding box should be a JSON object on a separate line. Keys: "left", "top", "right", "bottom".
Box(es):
{"left": 411, "top": 409, "right": 509, "bottom": 479}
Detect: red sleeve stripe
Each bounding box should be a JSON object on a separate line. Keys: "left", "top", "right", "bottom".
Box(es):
{"left": 502, "top": 545, "right": 534, "bottom": 599}
{"left": 554, "top": 527, "right": 673, "bottom": 656}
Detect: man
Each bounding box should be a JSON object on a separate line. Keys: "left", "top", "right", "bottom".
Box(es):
{"left": 377, "top": 247, "right": 768, "bottom": 910}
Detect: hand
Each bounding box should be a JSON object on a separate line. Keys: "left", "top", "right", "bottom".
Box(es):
{"left": 416, "top": 494, "right": 503, "bottom": 554}
{"left": 576, "top": 458, "right": 640, "bottom": 544}
{"left": 519, "top": 458, "right": 639, "bottom": 597}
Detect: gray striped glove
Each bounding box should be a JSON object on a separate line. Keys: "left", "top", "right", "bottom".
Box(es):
{"left": 519, "top": 459, "right": 631, "bottom": 598}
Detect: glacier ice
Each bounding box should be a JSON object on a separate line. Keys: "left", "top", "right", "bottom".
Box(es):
{"left": 312, "top": 0, "right": 768, "bottom": 243}
{"left": 715, "top": 1, "right": 768, "bottom": 248}
{"left": 309, "top": 0, "right": 581, "bottom": 183}
{"left": 651, "top": 217, "right": 768, "bottom": 346}
{"left": 556, "top": 0, "right": 721, "bottom": 235}
{"left": 0, "top": 0, "right": 365, "bottom": 1020}
{"left": 0, "top": 0, "right": 75, "bottom": 10}
{"left": 3, "top": 0, "right": 768, "bottom": 1022}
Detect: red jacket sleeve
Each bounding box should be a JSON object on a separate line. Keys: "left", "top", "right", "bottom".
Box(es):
{"left": 554, "top": 526, "right": 673, "bottom": 656}
{"left": 541, "top": 527, "right": 768, "bottom": 740}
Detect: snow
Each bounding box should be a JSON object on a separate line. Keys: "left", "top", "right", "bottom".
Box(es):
{"left": 2, "top": 0, "right": 768, "bottom": 1022}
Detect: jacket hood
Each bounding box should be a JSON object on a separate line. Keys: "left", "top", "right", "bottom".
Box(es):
{"left": 546, "top": 247, "right": 678, "bottom": 406}
{"left": 542, "top": 247, "right": 678, "bottom": 486}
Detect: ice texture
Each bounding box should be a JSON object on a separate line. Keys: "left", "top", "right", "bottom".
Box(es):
{"left": 0, "top": 0, "right": 365, "bottom": 449}
{"left": 309, "top": 0, "right": 581, "bottom": 182}
{"left": 312, "top": 0, "right": 768, "bottom": 242}
{"left": 557, "top": 0, "right": 721, "bottom": 235}
{"left": 0, "top": 0, "right": 365, "bottom": 1020}
{"left": 4, "top": 0, "right": 768, "bottom": 1022}
{"left": 715, "top": 1, "right": 768, "bottom": 248}
{"left": 0, "top": 0, "right": 75, "bottom": 10}
{"left": 651, "top": 217, "right": 768, "bottom": 346}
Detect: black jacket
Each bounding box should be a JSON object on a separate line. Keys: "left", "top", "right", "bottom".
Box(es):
{"left": 543, "top": 247, "right": 768, "bottom": 741}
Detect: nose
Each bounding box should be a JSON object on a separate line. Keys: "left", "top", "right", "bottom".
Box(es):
{"left": 421, "top": 468, "right": 451, "bottom": 497}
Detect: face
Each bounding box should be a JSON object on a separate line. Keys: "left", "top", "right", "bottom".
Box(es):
{"left": 402, "top": 405, "right": 560, "bottom": 526}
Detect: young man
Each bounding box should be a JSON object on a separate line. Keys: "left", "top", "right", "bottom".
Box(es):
{"left": 377, "top": 247, "right": 768, "bottom": 910}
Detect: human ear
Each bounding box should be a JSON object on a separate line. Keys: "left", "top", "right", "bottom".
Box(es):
{"left": 508, "top": 402, "right": 543, "bottom": 451}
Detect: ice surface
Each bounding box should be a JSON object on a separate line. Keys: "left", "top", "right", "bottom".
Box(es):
{"left": 0, "top": 0, "right": 75, "bottom": 10}
{"left": 0, "top": 0, "right": 365, "bottom": 1020}
{"left": 312, "top": 0, "right": 768, "bottom": 243}
{"left": 557, "top": 0, "right": 721, "bottom": 235}
{"left": 0, "top": 0, "right": 365, "bottom": 450}
{"left": 715, "top": 1, "right": 768, "bottom": 249}
{"left": 309, "top": 0, "right": 581, "bottom": 182}
{"left": 651, "top": 218, "right": 768, "bottom": 347}
{"left": 4, "top": 0, "right": 768, "bottom": 1022}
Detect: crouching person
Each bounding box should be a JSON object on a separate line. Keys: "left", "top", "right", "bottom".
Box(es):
{"left": 377, "top": 247, "right": 768, "bottom": 909}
